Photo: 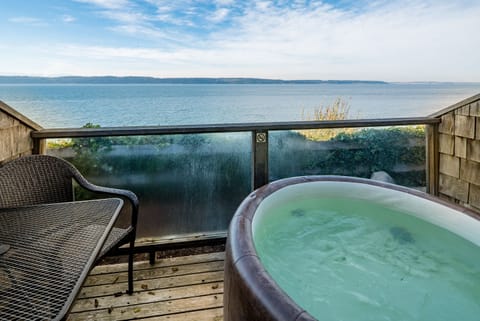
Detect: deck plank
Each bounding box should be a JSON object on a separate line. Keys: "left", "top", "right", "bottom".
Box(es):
{"left": 84, "top": 260, "right": 224, "bottom": 286}
{"left": 79, "top": 270, "right": 224, "bottom": 298}
{"left": 69, "top": 251, "right": 225, "bottom": 321}
{"left": 136, "top": 307, "right": 223, "bottom": 321}
{"left": 68, "top": 294, "right": 223, "bottom": 321}
{"left": 91, "top": 252, "right": 225, "bottom": 275}
{"left": 72, "top": 282, "right": 224, "bottom": 312}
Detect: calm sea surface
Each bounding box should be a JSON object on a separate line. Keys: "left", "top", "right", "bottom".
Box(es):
{"left": 0, "top": 83, "right": 479, "bottom": 128}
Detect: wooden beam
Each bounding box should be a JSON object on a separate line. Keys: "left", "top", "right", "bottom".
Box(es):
{"left": 426, "top": 123, "right": 439, "bottom": 195}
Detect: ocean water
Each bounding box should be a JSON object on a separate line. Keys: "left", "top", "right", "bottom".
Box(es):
{"left": 0, "top": 83, "right": 479, "bottom": 128}
{"left": 254, "top": 197, "right": 480, "bottom": 321}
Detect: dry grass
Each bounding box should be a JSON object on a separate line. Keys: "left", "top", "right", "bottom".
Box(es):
{"left": 298, "top": 98, "right": 356, "bottom": 141}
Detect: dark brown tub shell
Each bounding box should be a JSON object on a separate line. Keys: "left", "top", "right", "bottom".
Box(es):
{"left": 223, "top": 175, "right": 480, "bottom": 321}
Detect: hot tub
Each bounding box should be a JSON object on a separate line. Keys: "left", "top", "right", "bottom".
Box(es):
{"left": 224, "top": 176, "right": 480, "bottom": 321}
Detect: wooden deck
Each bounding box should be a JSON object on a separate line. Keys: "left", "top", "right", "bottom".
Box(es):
{"left": 67, "top": 252, "right": 225, "bottom": 321}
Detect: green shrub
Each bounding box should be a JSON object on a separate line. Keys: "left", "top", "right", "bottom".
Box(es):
{"left": 270, "top": 126, "right": 426, "bottom": 187}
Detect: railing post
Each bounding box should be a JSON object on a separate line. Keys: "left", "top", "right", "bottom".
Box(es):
{"left": 32, "top": 137, "right": 47, "bottom": 155}
{"left": 426, "top": 123, "right": 439, "bottom": 195}
{"left": 252, "top": 130, "right": 269, "bottom": 190}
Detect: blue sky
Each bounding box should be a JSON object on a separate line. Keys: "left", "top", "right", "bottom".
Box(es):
{"left": 1, "top": 0, "right": 479, "bottom": 81}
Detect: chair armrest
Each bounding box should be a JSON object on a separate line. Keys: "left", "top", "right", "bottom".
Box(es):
{"left": 70, "top": 169, "right": 139, "bottom": 228}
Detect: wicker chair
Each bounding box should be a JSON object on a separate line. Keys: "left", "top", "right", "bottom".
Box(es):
{"left": 0, "top": 154, "right": 139, "bottom": 294}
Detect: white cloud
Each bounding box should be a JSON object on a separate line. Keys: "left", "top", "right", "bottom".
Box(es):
{"left": 109, "top": 24, "right": 167, "bottom": 39}
{"left": 209, "top": 8, "right": 230, "bottom": 22}
{"left": 101, "top": 10, "right": 149, "bottom": 24}
{"left": 8, "top": 16, "right": 47, "bottom": 26}
{"left": 255, "top": 1, "right": 271, "bottom": 12}
{"left": 61, "top": 15, "right": 76, "bottom": 23}
{"left": 74, "top": 0, "right": 130, "bottom": 9}
{"left": 215, "top": 0, "right": 235, "bottom": 5}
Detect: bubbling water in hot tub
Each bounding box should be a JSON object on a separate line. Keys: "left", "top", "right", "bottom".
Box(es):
{"left": 252, "top": 182, "right": 480, "bottom": 321}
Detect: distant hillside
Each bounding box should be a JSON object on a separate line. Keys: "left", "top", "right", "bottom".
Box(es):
{"left": 0, "top": 76, "right": 388, "bottom": 85}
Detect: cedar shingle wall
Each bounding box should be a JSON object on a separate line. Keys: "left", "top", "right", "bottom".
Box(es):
{"left": 437, "top": 98, "right": 480, "bottom": 210}
{"left": 0, "top": 103, "right": 40, "bottom": 164}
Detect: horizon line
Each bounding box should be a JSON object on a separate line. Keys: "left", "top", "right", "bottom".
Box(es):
{"left": 1, "top": 75, "right": 479, "bottom": 84}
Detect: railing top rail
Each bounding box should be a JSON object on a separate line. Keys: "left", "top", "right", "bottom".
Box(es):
{"left": 31, "top": 117, "right": 439, "bottom": 139}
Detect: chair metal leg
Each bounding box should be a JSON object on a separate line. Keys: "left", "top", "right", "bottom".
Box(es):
{"left": 127, "top": 234, "right": 135, "bottom": 295}
{"left": 149, "top": 251, "right": 155, "bottom": 265}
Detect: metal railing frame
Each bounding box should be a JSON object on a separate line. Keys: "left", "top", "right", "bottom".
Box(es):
{"left": 32, "top": 117, "right": 439, "bottom": 189}
{"left": 31, "top": 117, "right": 440, "bottom": 252}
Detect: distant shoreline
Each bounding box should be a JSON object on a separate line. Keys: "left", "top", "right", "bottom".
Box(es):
{"left": 0, "top": 76, "right": 388, "bottom": 85}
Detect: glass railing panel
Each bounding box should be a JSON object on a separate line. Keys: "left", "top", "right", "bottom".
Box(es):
{"left": 46, "top": 133, "right": 251, "bottom": 240}
{"left": 269, "top": 125, "right": 426, "bottom": 189}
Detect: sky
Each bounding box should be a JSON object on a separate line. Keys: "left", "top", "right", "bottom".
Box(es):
{"left": 0, "top": 0, "right": 479, "bottom": 82}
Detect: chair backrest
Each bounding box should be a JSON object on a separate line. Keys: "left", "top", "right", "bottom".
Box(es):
{"left": 0, "top": 155, "right": 77, "bottom": 208}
